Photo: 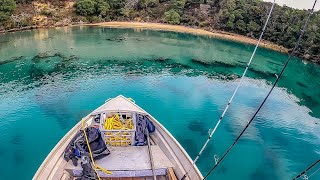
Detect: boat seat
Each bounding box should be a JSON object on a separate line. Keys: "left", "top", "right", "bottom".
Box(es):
{"left": 65, "top": 145, "right": 174, "bottom": 178}
{"left": 69, "top": 168, "right": 167, "bottom": 178}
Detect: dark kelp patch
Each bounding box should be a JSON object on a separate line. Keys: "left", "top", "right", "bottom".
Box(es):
{"left": 0, "top": 56, "right": 24, "bottom": 65}
{"left": 32, "top": 52, "right": 65, "bottom": 63}
{"left": 267, "top": 60, "right": 283, "bottom": 66}
{"left": 29, "top": 65, "right": 46, "bottom": 79}
{"left": 11, "top": 134, "right": 22, "bottom": 145}
{"left": 106, "top": 37, "right": 127, "bottom": 42}
{"left": 301, "top": 92, "right": 320, "bottom": 106}
{"left": 13, "top": 151, "right": 24, "bottom": 165}
{"left": 249, "top": 68, "right": 274, "bottom": 79}
{"left": 296, "top": 81, "right": 308, "bottom": 88}
{"left": 192, "top": 58, "right": 211, "bottom": 67}
{"left": 192, "top": 58, "right": 236, "bottom": 68}
{"left": 188, "top": 120, "right": 208, "bottom": 136}
{"left": 150, "top": 57, "right": 171, "bottom": 62}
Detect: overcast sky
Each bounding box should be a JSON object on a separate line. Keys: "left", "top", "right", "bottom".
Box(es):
{"left": 263, "top": 0, "right": 320, "bottom": 11}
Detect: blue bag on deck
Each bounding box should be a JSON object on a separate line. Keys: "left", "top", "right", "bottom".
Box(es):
{"left": 145, "top": 116, "right": 155, "bottom": 133}
{"left": 135, "top": 114, "right": 156, "bottom": 146}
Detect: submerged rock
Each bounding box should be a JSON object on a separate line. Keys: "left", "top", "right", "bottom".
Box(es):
{"left": 32, "top": 52, "right": 65, "bottom": 63}
{"left": 0, "top": 56, "right": 24, "bottom": 65}
{"left": 105, "top": 37, "right": 127, "bottom": 42}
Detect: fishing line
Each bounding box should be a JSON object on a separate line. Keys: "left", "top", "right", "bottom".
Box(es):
{"left": 203, "top": 0, "right": 318, "bottom": 179}
{"left": 293, "top": 159, "right": 320, "bottom": 180}
{"left": 180, "top": 1, "right": 276, "bottom": 179}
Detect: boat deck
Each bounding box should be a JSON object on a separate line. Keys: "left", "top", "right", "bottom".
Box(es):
{"left": 101, "top": 176, "right": 168, "bottom": 180}
{"left": 65, "top": 145, "right": 174, "bottom": 178}
{"left": 33, "top": 96, "right": 203, "bottom": 180}
{"left": 96, "top": 146, "right": 173, "bottom": 171}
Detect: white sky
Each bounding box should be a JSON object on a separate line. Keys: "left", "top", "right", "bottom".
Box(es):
{"left": 263, "top": 0, "right": 320, "bottom": 11}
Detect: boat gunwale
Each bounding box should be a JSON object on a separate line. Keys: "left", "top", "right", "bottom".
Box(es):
{"left": 32, "top": 98, "right": 114, "bottom": 180}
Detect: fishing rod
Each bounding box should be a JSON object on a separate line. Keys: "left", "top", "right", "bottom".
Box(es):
{"left": 180, "top": 1, "right": 276, "bottom": 179}
{"left": 293, "top": 159, "right": 320, "bottom": 180}
{"left": 203, "top": 0, "right": 318, "bottom": 179}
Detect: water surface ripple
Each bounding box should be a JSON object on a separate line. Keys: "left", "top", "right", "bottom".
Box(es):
{"left": 0, "top": 27, "right": 319, "bottom": 180}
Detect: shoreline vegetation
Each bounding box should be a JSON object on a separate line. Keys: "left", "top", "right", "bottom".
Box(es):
{"left": 0, "top": 0, "right": 319, "bottom": 64}
{"left": 88, "top": 22, "right": 288, "bottom": 53}
{"left": 0, "top": 21, "right": 289, "bottom": 53}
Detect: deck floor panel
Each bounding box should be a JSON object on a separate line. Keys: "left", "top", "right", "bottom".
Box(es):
{"left": 96, "top": 145, "right": 173, "bottom": 171}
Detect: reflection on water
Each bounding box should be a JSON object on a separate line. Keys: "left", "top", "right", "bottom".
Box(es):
{"left": 0, "top": 27, "right": 319, "bottom": 180}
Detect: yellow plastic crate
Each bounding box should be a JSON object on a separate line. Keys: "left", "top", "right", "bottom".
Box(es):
{"left": 103, "top": 130, "right": 135, "bottom": 146}
{"left": 100, "top": 112, "right": 136, "bottom": 146}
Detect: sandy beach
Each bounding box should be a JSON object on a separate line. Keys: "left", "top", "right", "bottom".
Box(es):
{"left": 86, "top": 22, "right": 288, "bottom": 53}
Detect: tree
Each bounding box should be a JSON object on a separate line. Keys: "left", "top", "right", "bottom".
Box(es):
{"left": 0, "top": 0, "right": 16, "bottom": 25}
{"left": 138, "top": 0, "right": 157, "bottom": 10}
{"left": 247, "top": 21, "right": 260, "bottom": 32}
{"left": 107, "top": 0, "right": 126, "bottom": 15}
{"left": 226, "top": 13, "right": 235, "bottom": 29}
{"left": 310, "top": 29, "right": 320, "bottom": 54}
{"left": 96, "top": 0, "right": 110, "bottom": 17}
{"left": 76, "top": 0, "right": 96, "bottom": 16}
{"left": 235, "top": 19, "right": 246, "bottom": 33}
{"left": 163, "top": 9, "right": 181, "bottom": 24}
{"left": 172, "top": 0, "right": 185, "bottom": 13}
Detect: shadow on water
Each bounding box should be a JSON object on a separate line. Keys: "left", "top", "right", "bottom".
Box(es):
{"left": 176, "top": 136, "right": 199, "bottom": 158}
{"left": 34, "top": 91, "right": 74, "bottom": 130}
{"left": 296, "top": 81, "right": 308, "bottom": 88}
{"left": 301, "top": 92, "right": 320, "bottom": 107}
{"left": 13, "top": 150, "right": 24, "bottom": 166}
{"left": 11, "top": 134, "right": 23, "bottom": 145}
{"left": 250, "top": 148, "right": 280, "bottom": 180}
{"left": 188, "top": 120, "right": 209, "bottom": 136}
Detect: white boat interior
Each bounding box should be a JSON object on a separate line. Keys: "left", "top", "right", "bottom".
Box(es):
{"left": 33, "top": 95, "right": 203, "bottom": 180}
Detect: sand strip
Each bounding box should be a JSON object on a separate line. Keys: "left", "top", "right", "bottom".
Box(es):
{"left": 84, "top": 22, "right": 288, "bottom": 53}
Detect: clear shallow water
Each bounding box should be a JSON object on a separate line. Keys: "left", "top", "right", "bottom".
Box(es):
{"left": 0, "top": 27, "right": 319, "bottom": 180}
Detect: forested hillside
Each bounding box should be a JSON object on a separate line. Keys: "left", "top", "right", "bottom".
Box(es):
{"left": 0, "top": 0, "right": 319, "bottom": 63}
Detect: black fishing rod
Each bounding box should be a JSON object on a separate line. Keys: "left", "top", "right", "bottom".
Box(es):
{"left": 203, "top": 0, "right": 318, "bottom": 179}
{"left": 293, "top": 159, "right": 320, "bottom": 180}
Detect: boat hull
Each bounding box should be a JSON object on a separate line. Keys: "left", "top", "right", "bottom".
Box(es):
{"left": 33, "top": 95, "right": 203, "bottom": 180}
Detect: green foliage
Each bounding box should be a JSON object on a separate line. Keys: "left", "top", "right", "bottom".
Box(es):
{"left": 164, "top": 9, "right": 180, "bottom": 24}
{"left": 96, "top": 0, "right": 110, "bottom": 17}
{"left": 247, "top": 21, "right": 260, "bottom": 33}
{"left": 139, "top": 0, "right": 157, "bottom": 9}
{"left": 2, "top": 0, "right": 320, "bottom": 62}
{"left": 107, "top": 0, "right": 126, "bottom": 15}
{"left": 235, "top": 19, "right": 246, "bottom": 33}
{"left": 75, "top": 0, "right": 111, "bottom": 17}
{"left": 214, "top": 0, "right": 320, "bottom": 60}
{"left": 76, "top": 0, "right": 96, "bottom": 16}
{"left": 172, "top": 0, "right": 185, "bottom": 11}
{"left": 0, "top": 0, "right": 16, "bottom": 25}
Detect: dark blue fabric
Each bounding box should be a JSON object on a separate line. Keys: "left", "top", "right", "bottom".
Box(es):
{"left": 145, "top": 116, "right": 155, "bottom": 133}
{"left": 135, "top": 114, "right": 156, "bottom": 146}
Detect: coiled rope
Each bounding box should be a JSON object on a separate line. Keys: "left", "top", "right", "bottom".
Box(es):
{"left": 203, "top": 0, "right": 318, "bottom": 179}
{"left": 180, "top": 1, "right": 276, "bottom": 179}
{"left": 293, "top": 159, "right": 320, "bottom": 180}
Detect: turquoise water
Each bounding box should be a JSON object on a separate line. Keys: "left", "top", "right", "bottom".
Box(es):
{"left": 0, "top": 27, "right": 319, "bottom": 180}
